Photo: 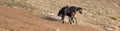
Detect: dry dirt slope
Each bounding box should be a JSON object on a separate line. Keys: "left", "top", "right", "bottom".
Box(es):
{"left": 0, "top": 0, "right": 120, "bottom": 31}
{"left": 0, "top": 5, "right": 104, "bottom": 31}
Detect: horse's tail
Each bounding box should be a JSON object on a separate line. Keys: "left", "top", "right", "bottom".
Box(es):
{"left": 57, "top": 10, "right": 62, "bottom": 16}
{"left": 58, "top": 6, "right": 68, "bottom": 17}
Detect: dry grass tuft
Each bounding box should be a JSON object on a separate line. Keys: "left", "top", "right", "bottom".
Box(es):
{"left": 110, "top": 16, "right": 118, "bottom": 20}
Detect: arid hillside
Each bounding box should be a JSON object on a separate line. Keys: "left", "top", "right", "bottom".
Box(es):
{"left": 0, "top": 5, "right": 105, "bottom": 31}
{"left": 0, "top": 0, "right": 120, "bottom": 31}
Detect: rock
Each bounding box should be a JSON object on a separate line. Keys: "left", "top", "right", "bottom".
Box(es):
{"left": 106, "top": 27, "right": 113, "bottom": 31}
{"left": 55, "top": 28, "right": 60, "bottom": 31}
{"left": 105, "top": 26, "right": 119, "bottom": 31}
{"left": 113, "top": 3, "right": 119, "bottom": 7}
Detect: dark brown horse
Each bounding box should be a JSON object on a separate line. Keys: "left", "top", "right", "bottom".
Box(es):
{"left": 58, "top": 6, "right": 83, "bottom": 24}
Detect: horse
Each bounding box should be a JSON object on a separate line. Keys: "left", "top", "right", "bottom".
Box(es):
{"left": 57, "top": 6, "right": 83, "bottom": 24}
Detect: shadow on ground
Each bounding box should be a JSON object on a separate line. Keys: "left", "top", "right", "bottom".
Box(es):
{"left": 43, "top": 16, "right": 61, "bottom": 21}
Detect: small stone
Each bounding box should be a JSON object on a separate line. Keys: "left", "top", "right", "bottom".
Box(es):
{"left": 55, "top": 28, "right": 60, "bottom": 31}
{"left": 106, "top": 28, "right": 113, "bottom": 31}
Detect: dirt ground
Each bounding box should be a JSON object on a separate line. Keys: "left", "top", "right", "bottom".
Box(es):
{"left": 1, "top": 0, "right": 120, "bottom": 31}
{"left": 0, "top": 5, "right": 105, "bottom": 31}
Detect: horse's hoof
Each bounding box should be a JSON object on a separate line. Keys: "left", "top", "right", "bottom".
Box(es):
{"left": 69, "top": 23, "right": 72, "bottom": 24}
{"left": 62, "top": 22, "right": 64, "bottom": 23}
{"left": 72, "top": 21, "right": 75, "bottom": 23}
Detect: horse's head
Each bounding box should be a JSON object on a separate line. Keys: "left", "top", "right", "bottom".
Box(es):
{"left": 76, "top": 7, "right": 83, "bottom": 14}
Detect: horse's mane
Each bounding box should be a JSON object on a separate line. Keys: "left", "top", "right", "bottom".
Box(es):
{"left": 70, "top": 6, "right": 82, "bottom": 11}
{"left": 57, "top": 6, "right": 82, "bottom": 16}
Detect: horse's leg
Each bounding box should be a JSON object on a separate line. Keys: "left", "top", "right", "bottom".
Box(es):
{"left": 72, "top": 17, "right": 75, "bottom": 23}
{"left": 74, "top": 18, "right": 78, "bottom": 24}
{"left": 69, "top": 16, "right": 74, "bottom": 24}
{"left": 73, "top": 13, "right": 78, "bottom": 24}
{"left": 61, "top": 15, "right": 65, "bottom": 23}
{"left": 72, "top": 15, "right": 75, "bottom": 23}
{"left": 68, "top": 17, "right": 71, "bottom": 24}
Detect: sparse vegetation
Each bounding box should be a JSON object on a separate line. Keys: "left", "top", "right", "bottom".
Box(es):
{"left": 0, "top": 0, "right": 36, "bottom": 12}
{"left": 110, "top": 16, "right": 118, "bottom": 20}
{"left": 0, "top": 0, "right": 120, "bottom": 31}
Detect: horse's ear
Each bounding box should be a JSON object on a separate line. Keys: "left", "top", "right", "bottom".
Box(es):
{"left": 77, "top": 7, "right": 82, "bottom": 10}
{"left": 77, "top": 7, "right": 83, "bottom": 14}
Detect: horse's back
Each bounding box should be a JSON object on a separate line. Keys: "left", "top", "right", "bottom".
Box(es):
{"left": 58, "top": 7, "right": 67, "bottom": 16}
{"left": 57, "top": 6, "right": 79, "bottom": 17}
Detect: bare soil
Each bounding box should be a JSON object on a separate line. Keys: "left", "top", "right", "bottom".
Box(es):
{"left": 0, "top": 5, "right": 104, "bottom": 31}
